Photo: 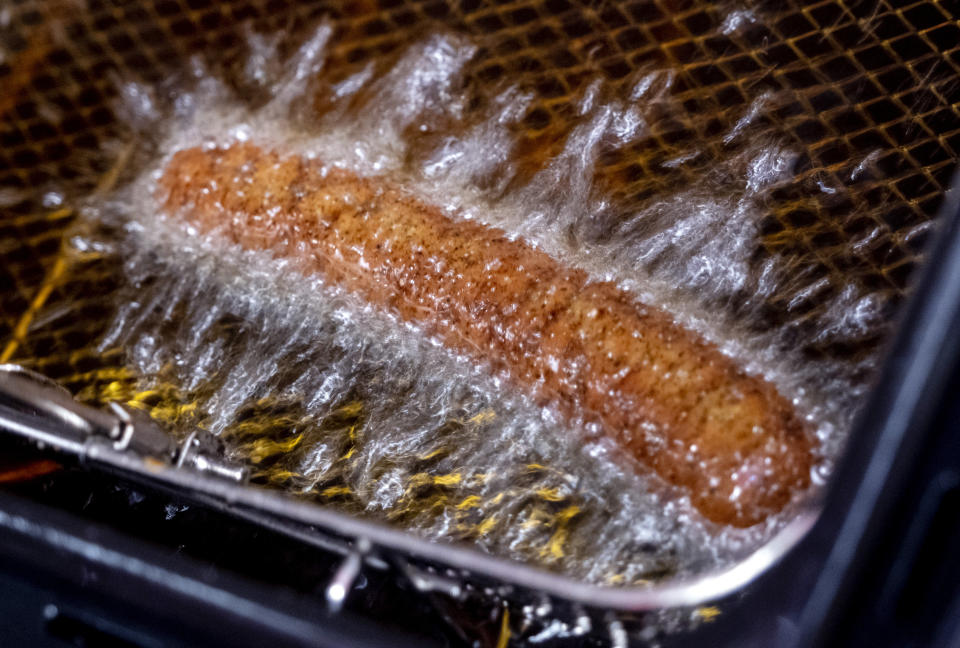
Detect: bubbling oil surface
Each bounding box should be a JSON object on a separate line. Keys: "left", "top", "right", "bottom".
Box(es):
{"left": 77, "top": 20, "right": 883, "bottom": 584}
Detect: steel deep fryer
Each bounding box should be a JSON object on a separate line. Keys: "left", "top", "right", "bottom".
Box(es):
{"left": 3, "top": 223, "right": 960, "bottom": 647}
{"left": 0, "top": 0, "right": 959, "bottom": 646}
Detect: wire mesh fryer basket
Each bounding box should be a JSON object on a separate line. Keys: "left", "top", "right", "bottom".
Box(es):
{"left": 0, "top": 0, "right": 959, "bottom": 642}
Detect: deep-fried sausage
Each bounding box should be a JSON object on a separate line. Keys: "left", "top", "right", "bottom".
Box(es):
{"left": 157, "top": 142, "right": 814, "bottom": 527}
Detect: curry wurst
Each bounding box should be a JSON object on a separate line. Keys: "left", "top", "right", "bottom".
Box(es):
{"left": 158, "top": 142, "right": 814, "bottom": 527}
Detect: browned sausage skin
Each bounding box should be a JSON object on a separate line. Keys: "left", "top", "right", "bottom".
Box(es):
{"left": 157, "top": 142, "right": 814, "bottom": 527}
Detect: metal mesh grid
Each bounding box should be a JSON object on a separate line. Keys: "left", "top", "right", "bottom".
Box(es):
{"left": 0, "top": 0, "right": 958, "bottom": 588}
{"left": 2, "top": 0, "right": 958, "bottom": 352}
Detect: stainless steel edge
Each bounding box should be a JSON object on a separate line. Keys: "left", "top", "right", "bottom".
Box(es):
{"left": 0, "top": 371, "right": 119, "bottom": 440}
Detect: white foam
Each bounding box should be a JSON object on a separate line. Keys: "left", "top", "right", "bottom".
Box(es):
{"left": 78, "top": 20, "right": 885, "bottom": 583}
